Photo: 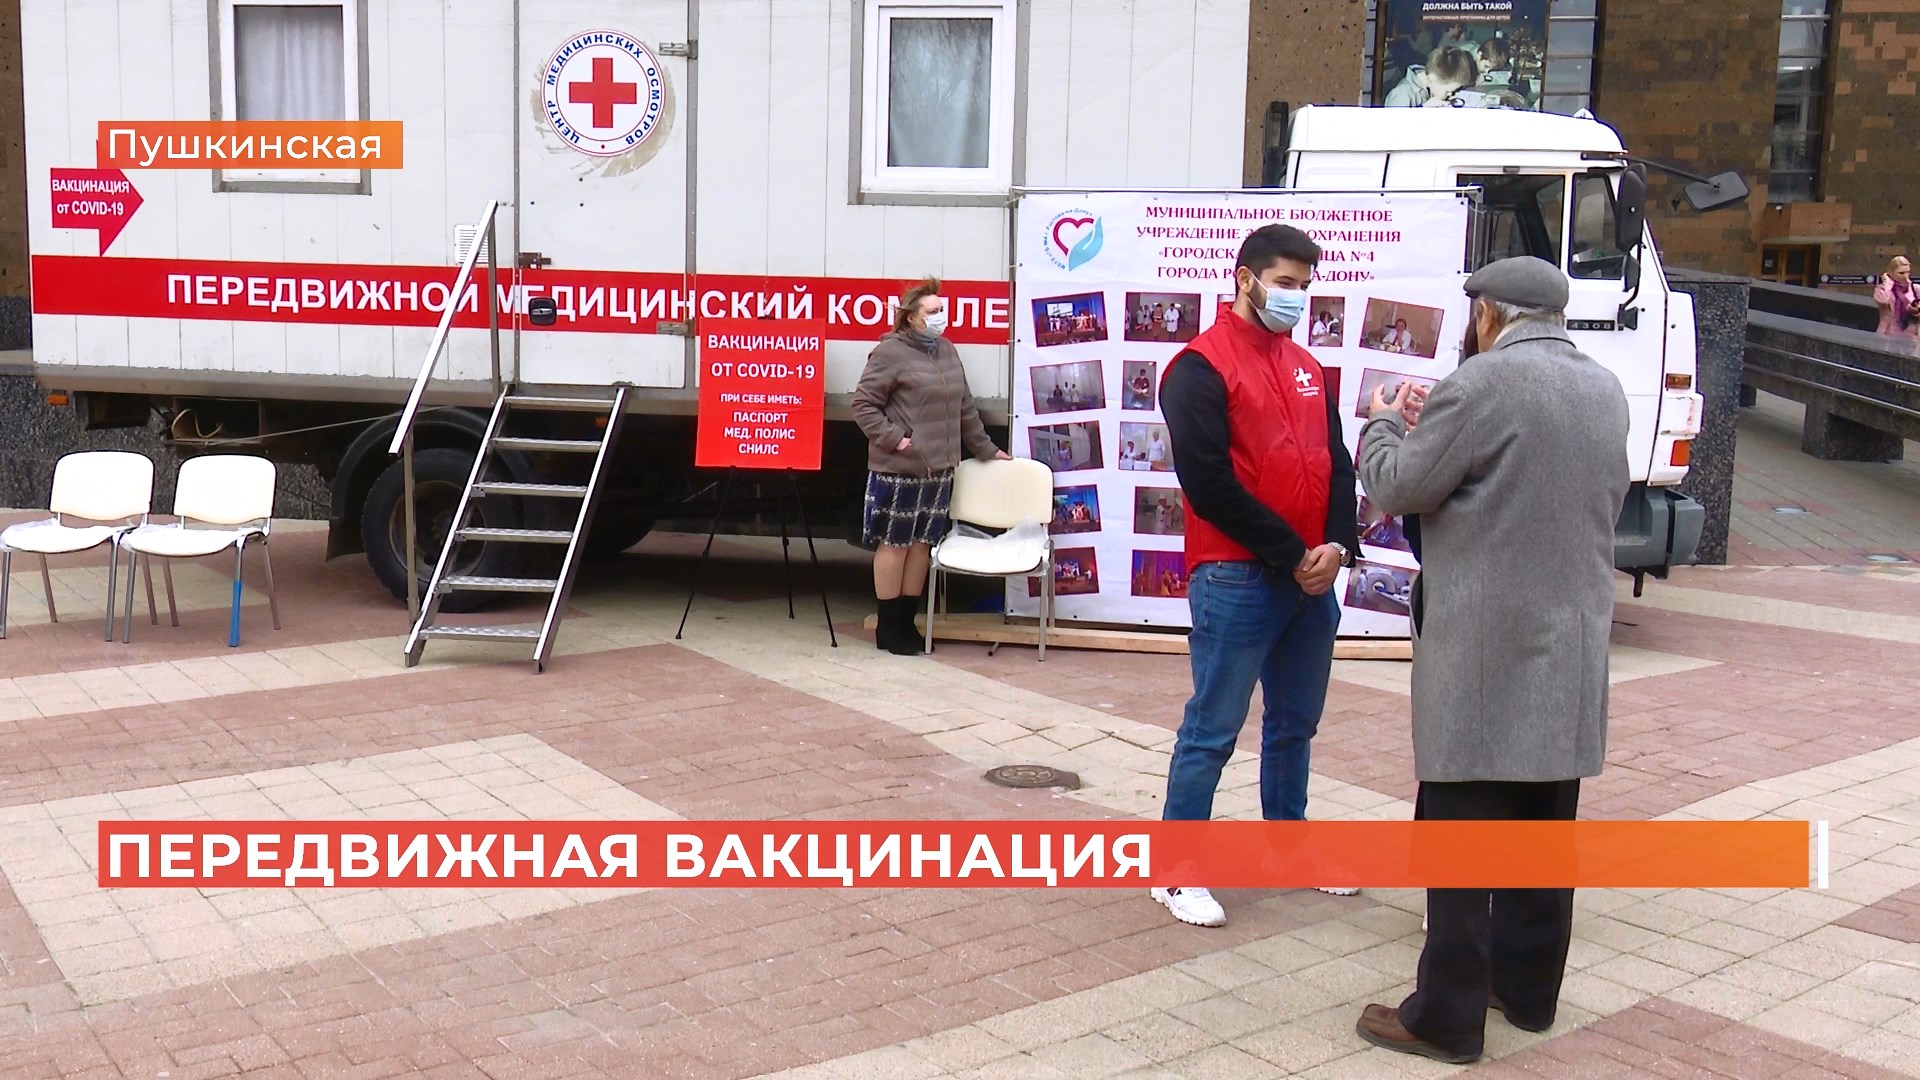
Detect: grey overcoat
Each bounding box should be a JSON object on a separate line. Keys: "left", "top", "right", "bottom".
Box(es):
{"left": 1357, "top": 322, "right": 1630, "bottom": 783}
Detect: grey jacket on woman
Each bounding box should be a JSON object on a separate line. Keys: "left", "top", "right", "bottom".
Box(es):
{"left": 1357, "top": 322, "right": 1630, "bottom": 784}
{"left": 852, "top": 331, "right": 999, "bottom": 476}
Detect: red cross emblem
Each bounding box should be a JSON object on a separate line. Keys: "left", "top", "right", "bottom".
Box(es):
{"left": 568, "top": 57, "right": 639, "bottom": 130}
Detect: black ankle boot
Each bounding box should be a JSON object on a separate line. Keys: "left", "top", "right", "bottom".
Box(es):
{"left": 885, "top": 596, "right": 926, "bottom": 655}
{"left": 874, "top": 596, "right": 895, "bottom": 651}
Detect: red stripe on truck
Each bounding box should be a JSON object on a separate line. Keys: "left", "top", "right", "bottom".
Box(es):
{"left": 28, "top": 256, "right": 1014, "bottom": 346}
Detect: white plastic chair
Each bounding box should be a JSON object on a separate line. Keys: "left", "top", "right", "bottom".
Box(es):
{"left": 926, "top": 458, "right": 1058, "bottom": 660}
{"left": 119, "top": 455, "right": 281, "bottom": 648}
{"left": 1, "top": 451, "right": 156, "bottom": 641}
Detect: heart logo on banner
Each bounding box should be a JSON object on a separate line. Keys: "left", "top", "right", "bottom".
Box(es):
{"left": 1051, "top": 216, "right": 1094, "bottom": 256}
{"left": 1047, "top": 214, "right": 1104, "bottom": 271}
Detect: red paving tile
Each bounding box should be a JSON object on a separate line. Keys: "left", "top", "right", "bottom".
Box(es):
{"left": 929, "top": 592, "right": 1920, "bottom": 817}
{"left": 1837, "top": 884, "right": 1920, "bottom": 945}
{"left": 1470, "top": 999, "right": 1916, "bottom": 1080}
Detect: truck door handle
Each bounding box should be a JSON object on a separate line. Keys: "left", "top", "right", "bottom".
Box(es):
{"left": 518, "top": 251, "right": 552, "bottom": 270}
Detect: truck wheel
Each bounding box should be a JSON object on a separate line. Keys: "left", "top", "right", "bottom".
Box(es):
{"left": 583, "top": 512, "right": 657, "bottom": 562}
{"left": 361, "top": 448, "right": 526, "bottom": 613}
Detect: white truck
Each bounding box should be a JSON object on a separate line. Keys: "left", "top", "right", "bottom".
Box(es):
{"left": 20, "top": 1, "right": 1731, "bottom": 640}
{"left": 1283, "top": 103, "right": 1743, "bottom": 582}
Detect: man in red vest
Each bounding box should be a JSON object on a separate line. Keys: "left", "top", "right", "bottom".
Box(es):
{"left": 1150, "top": 224, "right": 1360, "bottom": 928}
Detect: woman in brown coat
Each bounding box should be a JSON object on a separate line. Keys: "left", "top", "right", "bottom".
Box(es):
{"left": 851, "top": 277, "right": 1008, "bottom": 654}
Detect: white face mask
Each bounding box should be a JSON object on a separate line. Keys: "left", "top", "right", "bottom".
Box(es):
{"left": 919, "top": 309, "right": 949, "bottom": 338}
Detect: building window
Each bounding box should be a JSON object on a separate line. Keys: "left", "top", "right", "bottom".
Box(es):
{"left": 215, "top": 0, "right": 361, "bottom": 187}
{"left": 1543, "top": 0, "right": 1599, "bottom": 116}
{"left": 1760, "top": 244, "right": 1821, "bottom": 286}
{"left": 1772, "top": 0, "right": 1831, "bottom": 204}
{"left": 859, "top": 0, "right": 1015, "bottom": 199}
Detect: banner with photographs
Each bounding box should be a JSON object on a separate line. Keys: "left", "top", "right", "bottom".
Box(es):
{"left": 1379, "top": 0, "right": 1547, "bottom": 111}
{"left": 1010, "top": 191, "right": 1472, "bottom": 637}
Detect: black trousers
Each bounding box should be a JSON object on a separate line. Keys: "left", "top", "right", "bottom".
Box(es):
{"left": 1399, "top": 779, "right": 1581, "bottom": 1055}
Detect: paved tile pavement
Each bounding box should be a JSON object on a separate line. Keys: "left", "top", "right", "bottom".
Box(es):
{"left": 1, "top": 411, "right": 1919, "bottom": 1079}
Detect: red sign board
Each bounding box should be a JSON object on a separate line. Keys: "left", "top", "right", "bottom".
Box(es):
{"left": 29, "top": 256, "right": 1012, "bottom": 344}
{"left": 694, "top": 319, "right": 827, "bottom": 471}
{"left": 50, "top": 169, "right": 142, "bottom": 255}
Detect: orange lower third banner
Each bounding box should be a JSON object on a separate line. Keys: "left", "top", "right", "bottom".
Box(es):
{"left": 96, "top": 821, "right": 1813, "bottom": 890}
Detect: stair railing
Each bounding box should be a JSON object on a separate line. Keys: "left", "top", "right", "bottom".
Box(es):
{"left": 386, "top": 199, "right": 506, "bottom": 623}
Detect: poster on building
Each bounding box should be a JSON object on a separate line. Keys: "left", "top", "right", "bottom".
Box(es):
{"left": 693, "top": 319, "right": 827, "bottom": 470}
{"left": 1010, "top": 191, "right": 1472, "bottom": 638}
{"left": 1378, "top": 0, "right": 1547, "bottom": 111}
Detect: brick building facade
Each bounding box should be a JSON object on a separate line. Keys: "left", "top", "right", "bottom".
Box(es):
{"left": 1821, "top": 1, "right": 1920, "bottom": 278}
{"left": 1242, "top": 0, "right": 1920, "bottom": 285}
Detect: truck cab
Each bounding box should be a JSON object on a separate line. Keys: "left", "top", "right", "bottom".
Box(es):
{"left": 1283, "top": 104, "right": 1709, "bottom": 577}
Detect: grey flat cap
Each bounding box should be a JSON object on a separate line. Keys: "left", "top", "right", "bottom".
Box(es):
{"left": 1464, "top": 256, "right": 1569, "bottom": 311}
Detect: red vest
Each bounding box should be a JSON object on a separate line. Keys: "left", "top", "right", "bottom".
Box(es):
{"left": 1164, "top": 313, "right": 1332, "bottom": 567}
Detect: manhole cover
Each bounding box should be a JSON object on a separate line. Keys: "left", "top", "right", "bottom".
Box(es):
{"left": 984, "top": 765, "right": 1081, "bottom": 790}
{"left": 1866, "top": 553, "right": 1910, "bottom": 564}
{"left": 1772, "top": 505, "right": 1810, "bottom": 515}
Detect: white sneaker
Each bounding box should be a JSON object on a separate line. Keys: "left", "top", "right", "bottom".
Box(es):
{"left": 1315, "top": 886, "right": 1361, "bottom": 897}
{"left": 1152, "top": 886, "right": 1227, "bottom": 927}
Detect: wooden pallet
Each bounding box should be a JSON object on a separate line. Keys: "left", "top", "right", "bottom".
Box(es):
{"left": 862, "top": 613, "right": 1413, "bottom": 661}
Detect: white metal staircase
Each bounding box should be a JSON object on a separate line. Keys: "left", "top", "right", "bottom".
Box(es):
{"left": 402, "top": 385, "right": 629, "bottom": 673}
{"left": 384, "top": 199, "right": 635, "bottom": 674}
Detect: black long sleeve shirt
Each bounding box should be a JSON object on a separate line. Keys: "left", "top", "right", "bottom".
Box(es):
{"left": 1161, "top": 352, "right": 1361, "bottom": 574}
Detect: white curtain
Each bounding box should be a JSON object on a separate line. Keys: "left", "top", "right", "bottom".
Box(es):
{"left": 234, "top": 5, "right": 347, "bottom": 121}
{"left": 886, "top": 17, "right": 993, "bottom": 169}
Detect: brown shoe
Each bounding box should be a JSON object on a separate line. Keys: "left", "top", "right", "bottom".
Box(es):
{"left": 1355, "top": 1004, "right": 1480, "bottom": 1065}
{"left": 1489, "top": 994, "right": 1553, "bottom": 1033}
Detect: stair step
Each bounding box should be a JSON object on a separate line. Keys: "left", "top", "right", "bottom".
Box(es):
{"left": 491, "top": 436, "right": 603, "bottom": 453}
{"left": 456, "top": 527, "right": 575, "bottom": 544}
{"left": 506, "top": 395, "right": 618, "bottom": 413}
{"left": 440, "top": 575, "right": 560, "bottom": 594}
{"left": 472, "top": 481, "right": 589, "bottom": 498}
{"left": 422, "top": 625, "right": 541, "bottom": 642}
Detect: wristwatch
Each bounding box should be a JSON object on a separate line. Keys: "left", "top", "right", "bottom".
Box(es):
{"left": 1329, "top": 542, "right": 1353, "bottom": 568}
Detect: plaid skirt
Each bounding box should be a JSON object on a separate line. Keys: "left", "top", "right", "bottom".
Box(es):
{"left": 863, "top": 469, "right": 955, "bottom": 548}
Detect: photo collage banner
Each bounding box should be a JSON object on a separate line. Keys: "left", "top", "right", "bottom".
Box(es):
{"left": 1010, "top": 191, "right": 1473, "bottom": 637}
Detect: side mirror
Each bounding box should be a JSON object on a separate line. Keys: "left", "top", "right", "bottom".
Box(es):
{"left": 527, "top": 297, "right": 558, "bottom": 327}
{"left": 1624, "top": 252, "right": 1642, "bottom": 294}
{"left": 1615, "top": 166, "right": 1647, "bottom": 252}
{"left": 1260, "top": 101, "right": 1291, "bottom": 187}
{"left": 1683, "top": 171, "right": 1750, "bottom": 213}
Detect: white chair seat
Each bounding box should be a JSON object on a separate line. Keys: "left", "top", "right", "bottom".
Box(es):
{"left": 935, "top": 531, "right": 1048, "bottom": 577}
{"left": 123, "top": 524, "right": 257, "bottom": 560}
{"left": 0, "top": 521, "right": 123, "bottom": 555}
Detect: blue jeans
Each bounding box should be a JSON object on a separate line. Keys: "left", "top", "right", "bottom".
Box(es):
{"left": 1164, "top": 560, "right": 1341, "bottom": 822}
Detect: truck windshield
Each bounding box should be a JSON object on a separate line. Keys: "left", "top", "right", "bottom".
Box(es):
{"left": 1459, "top": 173, "right": 1566, "bottom": 273}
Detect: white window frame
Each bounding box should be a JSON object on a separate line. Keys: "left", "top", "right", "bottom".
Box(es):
{"left": 859, "top": 0, "right": 1016, "bottom": 198}
{"left": 215, "top": 0, "right": 361, "bottom": 187}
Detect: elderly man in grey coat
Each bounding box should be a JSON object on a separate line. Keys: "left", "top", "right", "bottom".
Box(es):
{"left": 1350, "top": 256, "right": 1630, "bottom": 1065}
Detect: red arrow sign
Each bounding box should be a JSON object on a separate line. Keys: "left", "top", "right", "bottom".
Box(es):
{"left": 51, "top": 168, "right": 143, "bottom": 255}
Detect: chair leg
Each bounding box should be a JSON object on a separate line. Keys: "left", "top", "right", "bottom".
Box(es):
{"left": 924, "top": 561, "right": 938, "bottom": 655}
{"left": 39, "top": 554, "right": 56, "bottom": 624}
{"left": 143, "top": 555, "right": 159, "bottom": 625}
{"left": 121, "top": 549, "right": 138, "bottom": 645}
{"left": 162, "top": 559, "right": 179, "bottom": 627}
{"left": 228, "top": 544, "right": 245, "bottom": 648}
{"left": 259, "top": 538, "right": 282, "bottom": 631}
{"left": 1, "top": 548, "right": 11, "bottom": 639}
{"left": 103, "top": 543, "right": 117, "bottom": 642}
{"left": 1039, "top": 553, "right": 1053, "bottom": 663}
